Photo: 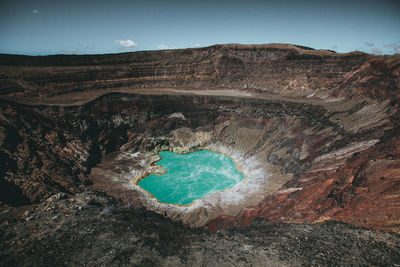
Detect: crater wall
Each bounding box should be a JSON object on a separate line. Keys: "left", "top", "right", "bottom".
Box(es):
{"left": 1, "top": 91, "right": 399, "bottom": 231}
{"left": 0, "top": 44, "right": 374, "bottom": 99}
{"left": 1, "top": 44, "right": 399, "bottom": 232}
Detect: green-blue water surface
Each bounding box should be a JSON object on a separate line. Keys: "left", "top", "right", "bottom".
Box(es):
{"left": 138, "top": 150, "right": 244, "bottom": 205}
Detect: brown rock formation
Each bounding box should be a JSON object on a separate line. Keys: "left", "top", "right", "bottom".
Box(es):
{"left": 0, "top": 44, "right": 371, "bottom": 99}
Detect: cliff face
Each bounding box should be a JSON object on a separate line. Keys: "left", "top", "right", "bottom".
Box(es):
{"left": 0, "top": 44, "right": 373, "bottom": 99}
{"left": 0, "top": 44, "right": 399, "bottom": 234}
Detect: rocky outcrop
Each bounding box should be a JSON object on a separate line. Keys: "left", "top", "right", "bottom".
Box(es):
{"left": 0, "top": 99, "right": 93, "bottom": 204}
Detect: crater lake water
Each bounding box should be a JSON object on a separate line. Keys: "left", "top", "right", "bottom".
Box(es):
{"left": 138, "top": 150, "right": 244, "bottom": 205}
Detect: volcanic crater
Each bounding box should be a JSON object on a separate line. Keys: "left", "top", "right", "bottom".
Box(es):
{"left": 1, "top": 44, "right": 400, "bottom": 265}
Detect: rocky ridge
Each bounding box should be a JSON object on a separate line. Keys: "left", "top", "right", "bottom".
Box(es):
{"left": 0, "top": 44, "right": 375, "bottom": 99}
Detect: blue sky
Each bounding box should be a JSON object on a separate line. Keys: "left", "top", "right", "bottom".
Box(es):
{"left": 1, "top": 0, "right": 399, "bottom": 55}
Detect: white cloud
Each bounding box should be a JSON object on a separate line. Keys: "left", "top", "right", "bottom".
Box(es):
{"left": 114, "top": 39, "right": 137, "bottom": 49}
{"left": 194, "top": 43, "right": 201, "bottom": 47}
{"left": 365, "top": 42, "right": 375, "bottom": 47}
{"left": 33, "top": 9, "right": 40, "bottom": 15}
{"left": 156, "top": 44, "right": 177, "bottom": 50}
{"left": 383, "top": 43, "right": 400, "bottom": 54}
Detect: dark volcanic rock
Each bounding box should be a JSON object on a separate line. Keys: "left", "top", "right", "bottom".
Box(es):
{"left": 0, "top": 100, "right": 91, "bottom": 203}
{"left": 1, "top": 191, "right": 399, "bottom": 266}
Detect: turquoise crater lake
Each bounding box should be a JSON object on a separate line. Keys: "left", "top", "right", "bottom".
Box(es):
{"left": 138, "top": 150, "right": 244, "bottom": 205}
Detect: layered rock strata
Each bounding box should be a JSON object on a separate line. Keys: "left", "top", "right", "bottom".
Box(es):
{"left": 0, "top": 44, "right": 374, "bottom": 100}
